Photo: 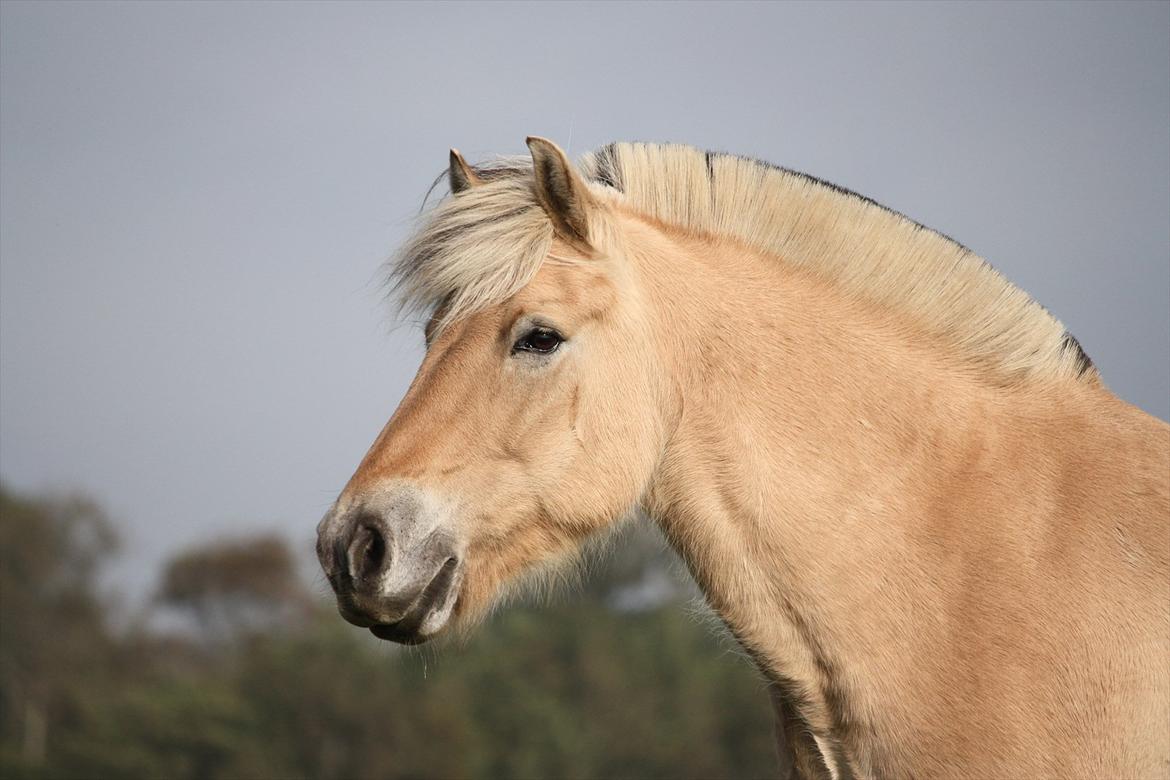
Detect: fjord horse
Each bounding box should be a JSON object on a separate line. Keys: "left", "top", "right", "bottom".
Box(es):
{"left": 317, "top": 138, "right": 1169, "bottom": 779}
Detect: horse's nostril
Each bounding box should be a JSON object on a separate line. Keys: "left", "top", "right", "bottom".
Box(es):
{"left": 347, "top": 522, "right": 390, "bottom": 584}
{"left": 366, "top": 528, "right": 385, "bottom": 570}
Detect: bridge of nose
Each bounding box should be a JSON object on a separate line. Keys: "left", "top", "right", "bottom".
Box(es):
{"left": 345, "top": 329, "right": 508, "bottom": 493}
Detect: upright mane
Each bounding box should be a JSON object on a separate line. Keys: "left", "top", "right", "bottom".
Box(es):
{"left": 393, "top": 142, "right": 1097, "bottom": 385}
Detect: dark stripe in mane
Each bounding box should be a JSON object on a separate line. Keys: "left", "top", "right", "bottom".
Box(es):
{"left": 1061, "top": 331, "right": 1095, "bottom": 377}
{"left": 734, "top": 151, "right": 974, "bottom": 257}
{"left": 591, "top": 143, "right": 622, "bottom": 192}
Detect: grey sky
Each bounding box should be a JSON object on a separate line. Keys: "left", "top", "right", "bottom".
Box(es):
{"left": 2, "top": 1, "right": 1167, "bottom": 596}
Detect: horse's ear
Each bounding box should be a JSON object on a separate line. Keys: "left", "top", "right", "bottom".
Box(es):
{"left": 526, "top": 136, "right": 593, "bottom": 247}
{"left": 448, "top": 149, "right": 482, "bottom": 194}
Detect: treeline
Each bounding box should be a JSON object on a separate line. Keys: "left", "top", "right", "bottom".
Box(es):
{"left": 0, "top": 485, "right": 777, "bottom": 779}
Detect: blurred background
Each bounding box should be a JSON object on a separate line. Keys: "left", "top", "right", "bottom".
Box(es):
{"left": 1, "top": 2, "right": 1167, "bottom": 778}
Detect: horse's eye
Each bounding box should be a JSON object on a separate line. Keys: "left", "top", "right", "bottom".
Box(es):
{"left": 512, "top": 327, "right": 564, "bottom": 355}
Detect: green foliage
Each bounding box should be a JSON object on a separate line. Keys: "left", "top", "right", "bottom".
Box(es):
{"left": 227, "top": 603, "right": 777, "bottom": 780}
{"left": 0, "top": 486, "right": 777, "bottom": 779}
{"left": 0, "top": 487, "right": 117, "bottom": 777}
{"left": 158, "top": 534, "right": 309, "bottom": 642}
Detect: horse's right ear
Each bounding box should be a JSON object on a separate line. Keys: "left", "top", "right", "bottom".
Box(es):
{"left": 448, "top": 149, "right": 481, "bottom": 194}
{"left": 526, "top": 136, "right": 594, "bottom": 248}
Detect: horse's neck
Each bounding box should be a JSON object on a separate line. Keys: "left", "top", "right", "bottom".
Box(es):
{"left": 636, "top": 227, "right": 1031, "bottom": 772}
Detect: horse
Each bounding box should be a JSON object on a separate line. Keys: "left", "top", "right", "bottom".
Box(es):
{"left": 316, "top": 137, "right": 1170, "bottom": 779}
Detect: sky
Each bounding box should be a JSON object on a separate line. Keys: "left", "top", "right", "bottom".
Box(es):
{"left": 2, "top": 1, "right": 1168, "bottom": 597}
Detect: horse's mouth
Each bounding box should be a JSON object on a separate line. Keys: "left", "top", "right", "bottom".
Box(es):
{"left": 369, "top": 621, "right": 431, "bottom": 645}
{"left": 367, "top": 556, "right": 461, "bottom": 645}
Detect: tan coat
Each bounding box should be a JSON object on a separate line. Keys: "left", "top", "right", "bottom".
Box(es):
{"left": 322, "top": 139, "right": 1170, "bottom": 779}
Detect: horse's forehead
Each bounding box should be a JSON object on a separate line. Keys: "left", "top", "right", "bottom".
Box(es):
{"left": 429, "top": 251, "right": 618, "bottom": 342}
{"left": 516, "top": 259, "right": 616, "bottom": 312}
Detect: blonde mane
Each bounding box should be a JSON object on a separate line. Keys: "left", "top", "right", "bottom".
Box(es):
{"left": 393, "top": 142, "right": 1097, "bottom": 385}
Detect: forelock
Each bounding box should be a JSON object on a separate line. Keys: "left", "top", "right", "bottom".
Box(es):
{"left": 389, "top": 159, "right": 558, "bottom": 333}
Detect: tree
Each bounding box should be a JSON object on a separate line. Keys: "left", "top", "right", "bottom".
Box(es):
{"left": 156, "top": 534, "right": 310, "bottom": 643}
{"left": 0, "top": 485, "right": 117, "bottom": 773}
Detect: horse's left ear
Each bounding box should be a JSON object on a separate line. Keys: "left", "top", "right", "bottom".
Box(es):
{"left": 526, "top": 136, "right": 594, "bottom": 247}
{"left": 449, "top": 149, "right": 482, "bottom": 194}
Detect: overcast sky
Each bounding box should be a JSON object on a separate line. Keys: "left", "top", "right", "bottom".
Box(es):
{"left": 2, "top": 1, "right": 1167, "bottom": 596}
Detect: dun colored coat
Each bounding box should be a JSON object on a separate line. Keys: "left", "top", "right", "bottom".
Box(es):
{"left": 316, "top": 138, "right": 1170, "bottom": 779}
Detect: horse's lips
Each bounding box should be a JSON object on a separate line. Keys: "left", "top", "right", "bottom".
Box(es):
{"left": 370, "top": 621, "right": 430, "bottom": 645}
{"left": 368, "top": 556, "right": 460, "bottom": 644}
